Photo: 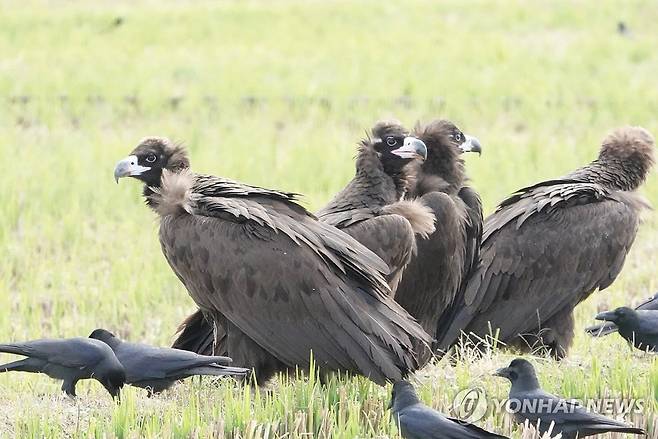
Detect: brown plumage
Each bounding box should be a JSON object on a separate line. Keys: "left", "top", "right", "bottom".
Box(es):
{"left": 392, "top": 120, "right": 483, "bottom": 363}
{"left": 173, "top": 121, "right": 433, "bottom": 355}
{"left": 444, "top": 126, "right": 655, "bottom": 358}
{"left": 115, "top": 138, "right": 432, "bottom": 385}
{"left": 317, "top": 120, "right": 434, "bottom": 290}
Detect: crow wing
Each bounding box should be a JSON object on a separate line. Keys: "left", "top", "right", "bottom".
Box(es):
{"left": 397, "top": 405, "right": 508, "bottom": 439}
{"left": 0, "top": 338, "right": 107, "bottom": 369}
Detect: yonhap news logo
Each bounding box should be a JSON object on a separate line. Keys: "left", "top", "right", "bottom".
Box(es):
{"left": 452, "top": 388, "right": 645, "bottom": 421}
{"left": 452, "top": 387, "right": 488, "bottom": 422}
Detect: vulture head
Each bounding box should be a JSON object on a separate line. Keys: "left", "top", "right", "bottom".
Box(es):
{"left": 494, "top": 358, "right": 540, "bottom": 391}
{"left": 595, "top": 306, "right": 639, "bottom": 326}
{"left": 114, "top": 137, "right": 189, "bottom": 187}
{"left": 412, "top": 120, "right": 482, "bottom": 193}
{"left": 359, "top": 120, "right": 428, "bottom": 177}
{"left": 598, "top": 126, "right": 655, "bottom": 190}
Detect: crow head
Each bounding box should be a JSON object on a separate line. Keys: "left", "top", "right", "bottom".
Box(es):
{"left": 89, "top": 328, "right": 121, "bottom": 349}
{"left": 102, "top": 367, "right": 126, "bottom": 400}
{"left": 598, "top": 126, "right": 655, "bottom": 191}
{"left": 362, "top": 120, "right": 427, "bottom": 176}
{"left": 494, "top": 358, "right": 540, "bottom": 392}
{"left": 114, "top": 137, "right": 190, "bottom": 187}
{"left": 412, "top": 120, "right": 481, "bottom": 193}
{"left": 595, "top": 306, "right": 639, "bottom": 327}
{"left": 388, "top": 380, "right": 420, "bottom": 411}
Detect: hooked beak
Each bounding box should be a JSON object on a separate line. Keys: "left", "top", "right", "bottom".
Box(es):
{"left": 114, "top": 155, "right": 150, "bottom": 183}
{"left": 493, "top": 367, "right": 510, "bottom": 378}
{"left": 595, "top": 311, "right": 618, "bottom": 322}
{"left": 459, "top": 135, "right": 482, "bottom": 155}
{"left": 391, "top": 137, "right": 428, "bottom": 160}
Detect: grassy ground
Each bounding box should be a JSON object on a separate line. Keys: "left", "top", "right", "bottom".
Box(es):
{"left": 1, "top": 0, "right": 658, "bottom": 437}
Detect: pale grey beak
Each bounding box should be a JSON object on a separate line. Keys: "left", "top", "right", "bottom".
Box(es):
{"left": 114, "top": 155, "right": 150, "bottom": 183}
{"left": 391, "top": 137, "right": 428, "bottom": 160}
{"left": 459, "top": 135, "right": 482, "bottom": 155}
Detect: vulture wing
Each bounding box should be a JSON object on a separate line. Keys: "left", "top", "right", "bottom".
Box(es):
{"left": 172, "top": 309, "right": 216, "bottom": 356}
{"left": 445, "top": 182, "right": 644, "bottom": 347}
{"left": 337, "top": 214, "right": 416, "bottom": 291}
{"left": 434, "top": 186, "right": 483, "bottom": 351}
{"left": 159, "top": 174, "right": 431, "bottom": 384}
{"left": 394, "top": 190, "right": 479, "bottom": 359}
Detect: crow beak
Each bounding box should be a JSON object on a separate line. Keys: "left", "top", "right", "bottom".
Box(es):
{"left": 459, "top": 135, "right": 482, "bottom": 155}
{"left": 493, "top": 367, "right": 509, "bottom": 378}
{"left": 391, "top": 137, "right": 428, "bottom": 160}
{"left": 114, "top": 155, "right": 150, "bottom": 183}
{"left": 595, "top": 311, "right": 617, "bottom": 322}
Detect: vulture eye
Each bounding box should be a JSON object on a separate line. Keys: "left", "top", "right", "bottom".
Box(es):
{"left": 145, "top": 154, "right": 157, "bottom": 163}
{"left": 453, "top": 133, "right": 463, "bottom": 142}
{"left": 386, "top": 137, "right": 397, "bottom": 147}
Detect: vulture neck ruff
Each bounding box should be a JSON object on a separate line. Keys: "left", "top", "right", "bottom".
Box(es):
{"left": 413, "top": 147, "right": 466, "bottom": 197}
{"left": 145, "top": 169, "right": 195, "bottom": 217}
{"left": 355, "top": 144, "right": 410, "bottom": 202}
{"left": 566, "top": 158, "right": 650, "bottom": 192}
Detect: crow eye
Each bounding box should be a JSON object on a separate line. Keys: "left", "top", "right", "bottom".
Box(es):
{"left": 386, "top": 137, "right": 397, "bottom": 147}
{"left": 453, "top": 133, "right": 463, "bottom": 142}
{"left": 146, "top": 154, "right": 157, "bottom": 163}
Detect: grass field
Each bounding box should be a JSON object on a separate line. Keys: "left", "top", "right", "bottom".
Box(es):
{"left": 1, "top": 0, "right": 658, "bottom": 437}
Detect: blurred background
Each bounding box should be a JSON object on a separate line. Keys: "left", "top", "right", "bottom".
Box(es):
{"left": 0, "top": 1, "right": 657, "bottom": 436}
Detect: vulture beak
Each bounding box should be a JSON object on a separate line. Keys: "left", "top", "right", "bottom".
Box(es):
{"left": 391, "top": 137, "right": 428, "bottom": 160}
{"left": 114, "top": 155, "right": 151, "bottom": 183}
{"left": 493, "top": 367, "right": 510, "bottom": 378}
{"left": 595, "top": 311, "right": 617, "bottom": 322}
{"left": 459, "top": 135, "right": 482, "bottom": 155}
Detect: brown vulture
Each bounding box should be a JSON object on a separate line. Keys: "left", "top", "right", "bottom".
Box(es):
{"left": 114, "top": 137, "right": 432, "bottom": 384}
{"left": 173, "top": 121, "right": 434, "bottom": 355}
{"left": 317, "top": 120, "right": 435, "bottom": 290}
{"left": 391, "top": 120, "right": 483, "bottom": 362}
{"left": 442, "top": 126, "right": 655, "bottom": 359}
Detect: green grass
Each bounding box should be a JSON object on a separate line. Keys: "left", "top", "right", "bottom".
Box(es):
{"left": 1, "top": 0, "right": 658, "bottom": 437}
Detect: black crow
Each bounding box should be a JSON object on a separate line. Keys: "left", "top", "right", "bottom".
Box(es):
{"left": 444, "top": 127, "right": 655, "bottom": 359}
{"left": 390, "top": 381, "right": 508, "bottom": 439}
{"left": 495, "top": 358, "right": 645, "bottom": 439}
{"left": 593, "top": 307, "right": 658, "bottom": 352}
{"left": 114, "top": 137, "right": 431, "bottom": 385}
{"left": 586, "top": 292, "right": 658, "bottom": 337}
{"left": 89, "top": 329, "right": 249, "bottom": 395}
{"left": 0, "top": 337, "right": 125, "bottom": 398}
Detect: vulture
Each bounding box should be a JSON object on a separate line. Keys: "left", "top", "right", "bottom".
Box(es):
{"left": 593, "top": 307, "right": 658, "bottom": 352}
{"left": 114, "top": 137, "right": 432, "bottom": 385}
{"left": 495, "top": 358, "right": 645, "bottom": 439}
{"left": 0, "top": 337, "right": 125, "bottom": 398}
{"left": 317, "top": 120, "right": 434, "bottom": 291}
{"left": 392, "top": 120, "right": 483, "bottom": 359}
{"left": 585, "top": 292, "right": 658, "bottom": 337}
{"left": 173, "top": 121, "right": 434, "bottom": 355}
{"left": 443, "top": 126, "right": 655, "bottom": 359}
